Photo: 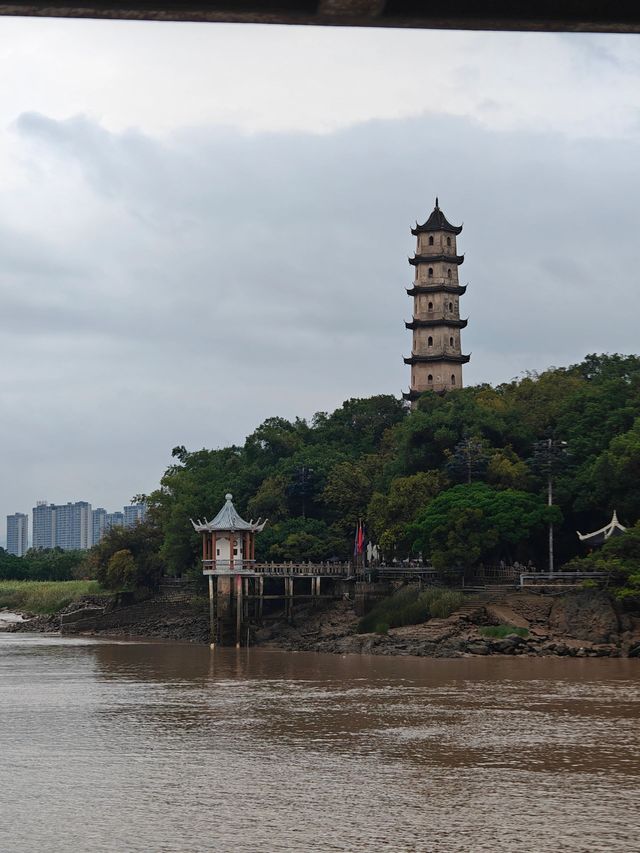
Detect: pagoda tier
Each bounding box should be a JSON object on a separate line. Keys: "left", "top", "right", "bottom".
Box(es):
{"left": 411, "top": 201, "right": 462, "bottom": 235}
{"left": 404, "top": 352, "right": 471, "bottom": 365}
{"left": 409, "top": 253, "right": 464, "bottom": 266}
{"left": 406, "top": 283, "right": 467, "bottom": 296}
{"left": 405, "top": 317, "right": 468, "bottom": 330}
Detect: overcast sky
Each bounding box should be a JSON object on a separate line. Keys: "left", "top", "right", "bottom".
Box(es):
{"left": 0, "top": 18, "right": 639, "bottom": 540}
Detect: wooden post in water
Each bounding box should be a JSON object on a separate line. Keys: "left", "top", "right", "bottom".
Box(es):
{"left": 290, "top": 577, "right": 295, "bottom": 623}
{"left": 258, "top": 575, "right": 264, "bottom": 621}
{"left": 208, "top": 575, "right": 215, "bottom": 648}
{"left": 235, "top": 574, "right": 243, "bottom": 648}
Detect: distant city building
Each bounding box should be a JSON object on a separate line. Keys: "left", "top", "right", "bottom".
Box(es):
{"left": 92, "top": 508, "right": 108, "bottom": 545}
{"left": 7, "top": 513, "right": 28, "bottom": 556}
{"left": 106, "top": 511, "right": 125, "bottom": 532}
{"left": 33, "top": 501, "right": 55, "bottom": 549}
{"left": 33, "top": 500, "right": 92, "bottom": 551}
{"left": 32, "top": 499, "right": 145, "bottom": 549}
{"left": 54, "top": 501, "right": 92, "bottom": 551}
{"left": 124, "top": 504, "right": 147, "bottom": 527}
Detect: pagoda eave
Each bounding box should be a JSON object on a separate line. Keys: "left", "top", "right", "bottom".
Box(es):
{"left": 411, "top": 223, "right": 462, "bottom": 236}
{"left": 405, "top": 317, "right": 468, "bottom": 330}
{"left": 409, "top": 254, "right": 464, "bottom": 266}
{"left": 411, "top": 205, "right": 463, "bottom": 236}
{"left": 404, "top": 353, "right": 471, "bottom": 365}
{"left": 406, "top": 284, "right": 467, "bottom": 296}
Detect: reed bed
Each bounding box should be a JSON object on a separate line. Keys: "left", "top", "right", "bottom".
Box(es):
{"left": 359, "top": 585, "right": 465, "bottom": 634}
{"left": 0, "top": 580, "right": 104, "bottom": 615}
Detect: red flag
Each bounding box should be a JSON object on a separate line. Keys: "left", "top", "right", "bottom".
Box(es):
{"left": 357, "top": 520, "right": 364, "bottom": 555}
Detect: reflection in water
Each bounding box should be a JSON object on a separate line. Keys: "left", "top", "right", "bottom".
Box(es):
{"left": 0, "top": 634, "right": 638, "bottom": 853}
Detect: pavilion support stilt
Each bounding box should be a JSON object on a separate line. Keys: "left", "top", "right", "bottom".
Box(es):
{"left": 235, "top": 574, "right": 243, "bottom": 648}
{"left": 208, "top": 575, "right": 215, "bottom": 648}
{"left": 285, "top": 577, "right": 294, "bottom": 623}
{"left": 258, "top": 576, "right": 264, "bottom": 622}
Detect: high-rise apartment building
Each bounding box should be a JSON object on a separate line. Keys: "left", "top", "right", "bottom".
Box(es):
{"left": 33, "top": 501, "right": 55, "bottom": 549}
{"left": 124, "top": 504, "right": 147, "bottom": 527}
{"left": 106, "top": 511, "right": 125, "bottom": 531}
{"left": 32, "top": 499, "right": 146, "bottom": 550}
{"left": 92, "top": 508, "right": 108, "bottom": 545}
{"left": 33, "top": 501, "right": 92, "bottom": 551}
{"left": 7, "top": 513, "right": 29, "bottom": 556}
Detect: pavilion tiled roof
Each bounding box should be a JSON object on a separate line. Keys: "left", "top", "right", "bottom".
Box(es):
{"left": 577, "top": 510, "right": 626, "bottom": 547}
{"left": 191, "top": 493, "right": 267, "bottom": 533}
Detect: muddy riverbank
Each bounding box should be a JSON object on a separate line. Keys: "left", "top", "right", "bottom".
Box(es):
{"left": 5, "top": 587, "right": 640, "bottom": 658}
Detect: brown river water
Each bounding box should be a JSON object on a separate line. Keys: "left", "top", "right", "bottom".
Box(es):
{"left": 0, "top": 633, "right": 639, "bottom": 853}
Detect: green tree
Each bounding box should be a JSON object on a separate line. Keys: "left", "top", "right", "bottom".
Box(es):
{"left": 89, "top": 521, "right": 164, "bottom": 590}
{"left": 368, "top": 470, "right": 448, "bottom": 559}
{"left": 445, "top": 433, "right": 489, "bottom": 484}
{"left": 246, "top": 475, "right": 289, "bottom": 522}
{"left": 106, "top": 549, "right": 136, "bottom": 590}
{"left": 410, "top": 483, "right": 558, "bottom": 571}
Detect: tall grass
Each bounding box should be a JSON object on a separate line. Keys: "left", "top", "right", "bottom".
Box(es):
{"left": 359, "top": 586, "right": 465, "bottom": 634}
{"left": 0, "top": 580, "right": 105, "bottom": 615}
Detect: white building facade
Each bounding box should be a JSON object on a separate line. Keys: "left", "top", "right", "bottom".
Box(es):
{"left": 7, "top": 513, "right": 29, "bottom": 556}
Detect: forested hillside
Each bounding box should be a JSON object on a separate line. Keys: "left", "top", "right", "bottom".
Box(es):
{"left": 147, "top": 353, "right": 640, "bottom": 577}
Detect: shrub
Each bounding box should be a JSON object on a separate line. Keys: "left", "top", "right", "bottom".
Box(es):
{"left": 479, "top": 625, "right": 529, "bottom": 638}
{"left": 106, "top": 550, "right": 136, "bottom": 590}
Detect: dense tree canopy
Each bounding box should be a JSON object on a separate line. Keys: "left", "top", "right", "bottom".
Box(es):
{"left": 140, "top": 353, "right": 640, "bottom": 576}
{"left": 409, "top": 483, "right": 558, "bottom": 570}
{"left": 8, "top": 354, "right": 639, "bottom": 585}
{"left": 0, "top": 547, "right": 85, "bottom": 581}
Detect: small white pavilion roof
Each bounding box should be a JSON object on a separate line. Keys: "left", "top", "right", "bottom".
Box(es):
{"left": 191, "top": 493, "right": 267, "bottom": 534}
{"left": 577, "top": 510, "right": 626, "bottom": 546}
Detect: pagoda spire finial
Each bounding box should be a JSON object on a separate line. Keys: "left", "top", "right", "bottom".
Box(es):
{"left": 435, "top": 196, "right": 439, "bottom": 209}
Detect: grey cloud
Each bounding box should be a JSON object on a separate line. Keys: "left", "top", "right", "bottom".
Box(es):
{"left": 2, "top": 109, "right": 639, "bottom": 536}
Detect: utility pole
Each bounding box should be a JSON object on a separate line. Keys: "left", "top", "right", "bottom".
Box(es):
{"left": 291, "top": 466, "right": 314, "bottom": 520}
{"left": 532, "top": 436, "right": 568, "bottom": 575}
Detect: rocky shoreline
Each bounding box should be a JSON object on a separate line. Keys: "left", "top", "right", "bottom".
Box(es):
{"left": 258, "top": 590, "right": 640, "bottom": 658}
{"left": 3, "top": 588, "right": 640, "bottom": 658}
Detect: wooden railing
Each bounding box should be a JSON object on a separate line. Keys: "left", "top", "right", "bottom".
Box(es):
{"left": 520, "top": 572, "right": 608, "bottom": 588}
{"left": 202, "top": 559, "right": 352, "bottom": 577}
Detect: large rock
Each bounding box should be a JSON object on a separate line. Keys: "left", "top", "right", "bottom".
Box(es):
{"left": 549, "top": 591, "right": 621, "bottom": 644}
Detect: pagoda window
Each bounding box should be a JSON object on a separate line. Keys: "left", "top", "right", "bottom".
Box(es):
{"left": 427, "top": 301, "right": 433, "bottom": 312}
{"left": 451, "top": 374, "right": 456, "bottom": 385}
{"left": 449, "top": 301, "right": 453, "bottom": 312}
{"left": 428, "top": 267, "right": 433, "bottom": 277}
{"left": 428, "top": 235, "right": 434, "bottom": 246}
{"left": 428, "top": 336, "right": 433, "bottom": 348}
{"left": 449, "top": 337, "right": 454, "bottom": 347}
{"left": 447, "top": 236, "right": 451, "bottom": 247}
{"left": 428, "top": 374, "right": 433, "bottom": 384}
{"left": 447, "top": 269, "right": 451, "bottom": 278}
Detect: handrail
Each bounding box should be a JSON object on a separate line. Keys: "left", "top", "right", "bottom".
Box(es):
{"left": 202, "top": 559, "right": 353, "bottom": 576}
{"left": 519, "top": 571, "right": 608, "bottom": 588}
